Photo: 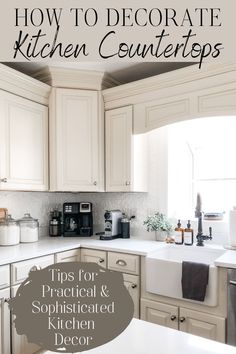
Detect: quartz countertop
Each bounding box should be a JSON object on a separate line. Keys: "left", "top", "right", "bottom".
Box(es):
{"left": 0, "top": 236, "right": 166, "bottom": 265}
{"left": 43, "top": 318, "right": 236, "bottom": 354}
{"left": 0, "top": 235, "right": 236, "bottom": 267}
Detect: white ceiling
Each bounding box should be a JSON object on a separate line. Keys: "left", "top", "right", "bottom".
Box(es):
{"left": 4, "top": 62, "right": 192, "bottom": 84}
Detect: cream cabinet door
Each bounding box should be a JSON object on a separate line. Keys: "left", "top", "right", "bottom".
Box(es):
{"left": 55, "top": 249, "right": 81, "bottom": 263}
{"left": 105, "top": 106, "right": 132, "bottom": 192}
{"left": 50, "top": 88, "right": 104, "bottom": 192}
{"left": 0, "top": 288, "right": 10, "bottom": 354}
{"left": 11, "top": 285, "right": 41, "bottom": 354}
{"left": 81, "top": 248, "right": 107, "bottom": 268}
{"left": 141, "top": 299, "right": 178, "bottom": 330}
{"left": 123, "top": 274, "right": 140, "bottom": 319}
{"left": 0, "top": 90, "right": 48, "bottom": 191}
{"left": 179, "top": 307, "right": 225, "bottom": 343}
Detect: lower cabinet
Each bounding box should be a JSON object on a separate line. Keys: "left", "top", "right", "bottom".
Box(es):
{"left": 123, "top": 274, "right": 140, "bottom": 319}
{"left": 55, "top": 249, "right": 80, "bottom": 263}
{"left": 11, "top": 285, "right": 41, "bottom": 354}
{"left": 179, "top": 307, "right": 225, "bottom": 343}
{"left": 81, "top": 248, "right": 107, "bottom": 268}
{"left": 0, "top": 288, "right": 11, "bottom": 354}
{"left": 141, "top": 299, "right": 178, "bottom": 330}
{"left": 141, "top": 299, "right": 225, "bottom": 343}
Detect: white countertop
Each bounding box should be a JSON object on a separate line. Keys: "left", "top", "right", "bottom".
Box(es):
{"left": 0, "top": 235, "right": 236, "bottom": 268}
{"left": 0, "top": 236, "right": 165, "bottom": 265}
{"left": 43, "top": 318, "right": 236, "bottom": 354}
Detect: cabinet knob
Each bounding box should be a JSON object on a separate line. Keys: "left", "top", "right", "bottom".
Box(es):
{"left": 170, "top": 315, "right": 176, "bottom": 321}
{"left": 0, "top": 178, "right": 7, "bottom": 183}
{"left": 125, "top": 181, "right": 130, "bottom": 186}
{"left": 131, "top": 284, "right": 137, "bottom": 289}
{"left": 116, "top": 259, "right": 127, "bottom": 266}
{"left": 99, "top": 258, "right": 105, "bottom": 263}
{"left": 93, "top": 181, "right": 97, "bottom": 186}
{"left": 179, "top": 317, "right": 186, "bottom": 323}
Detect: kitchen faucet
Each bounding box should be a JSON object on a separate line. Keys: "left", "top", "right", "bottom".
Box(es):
{"left": 195, "top": 194, "right": 213, "bottom": 246}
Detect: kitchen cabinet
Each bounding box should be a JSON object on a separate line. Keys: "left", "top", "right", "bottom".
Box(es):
{"left": 0, "top": 265, "right": 10, "bottom": 290}
{"left": 0, "top": 288, "right": 10, "bottom": 354}
{"left": 179, "top": 307, "right": 225, "bottom": 343}
{"left": 141, "top": 299, "right": 178, "bottom": 330}
{"left": 80, "top": 248, "right": 107, "bottom": 268}
{"left": 108, "top": 252, "right": 140, "bottom": 275}
{"left": 0, "top": 90, "right": 48, "bottom": 191}
{"left": 141, "top": 299, "right": 225, "bottom": 342}
{"left": 123, "top": 274, "right": 140, "bottom": 319}
{"left": 105, "top": 106, "right": 147, "bottom": 192}
{"left": 49, "top": 88, "right": 104, "bottom": 192}
{"left": 55, "top": 249, "right": 80, "bottom": 263}
{"left": 11, "top": 285, "right": 41, "bottom": 354}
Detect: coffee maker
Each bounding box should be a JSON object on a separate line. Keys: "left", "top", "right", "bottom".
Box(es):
{"left": 100, "top": 210, "right": 123, "bottom": 240}
{"left": 63, "top": 202, "right": 93, "bottom": 237}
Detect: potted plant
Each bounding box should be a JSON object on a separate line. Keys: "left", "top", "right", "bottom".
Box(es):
{"left": 143, "top": 212, "right": 173, "bottom": 241}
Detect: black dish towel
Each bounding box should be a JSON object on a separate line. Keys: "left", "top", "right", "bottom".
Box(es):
{"left": 182, "top": 261, "right": 209, "bottom": 302}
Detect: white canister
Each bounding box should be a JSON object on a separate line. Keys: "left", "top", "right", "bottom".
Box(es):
{"left": 19, "top": 213, "right": 39, "bottom": 243}
{"left": 229, "top": 207, "right": 236, "bottom": 247}
{"left": 0, "top": 215, "right": 20, "bottom": 246}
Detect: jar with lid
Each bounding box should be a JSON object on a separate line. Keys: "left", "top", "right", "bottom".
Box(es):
{"left": 19, "top": 213, "right": 39, "bottom": 243}
{"left": 0, "top": 215, "right": 20, "bottom": 246}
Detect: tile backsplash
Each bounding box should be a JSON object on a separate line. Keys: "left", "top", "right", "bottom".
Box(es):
{"left": 0, "top": 190, "right": 229, "bottom": 245}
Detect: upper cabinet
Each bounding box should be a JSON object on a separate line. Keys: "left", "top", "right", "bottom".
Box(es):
{"left": 49, "top": 88, "right": 104, "bottom": 192}
{"left": 0, "top": 90, "right": 48, "bottom": 191}
{"left": 105, "top": 106, "right": 147, "bottom": 192}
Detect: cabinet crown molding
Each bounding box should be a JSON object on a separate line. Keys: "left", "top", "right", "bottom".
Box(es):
{"left": 103, "top": 62, "right": 236, "bottom": 105}
{"left": 33, "top": 66, "right": 121, "bottom": 90}
{"left": 0, "top": 64, "right": 51, "bottom": 106}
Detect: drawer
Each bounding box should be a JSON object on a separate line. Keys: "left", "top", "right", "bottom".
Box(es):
{"left": 108, "top": 252, "right": 140, "bottom": 275}
{"left": 11, "top": 255, "right": 54, "bottom": 285}
{"left": 55, "top": 249, "right": 80, "bottom": 263}
{"left": 0, "top": 265, "right": 10, "bottom": 289}
{"left": 81, "top": 248, "right": 107, "bottom": 268}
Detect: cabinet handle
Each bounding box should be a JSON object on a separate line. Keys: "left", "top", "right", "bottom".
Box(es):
{"left": 116, "top": 259, "right": 127, "bottom": 266}
{"left": 131, "top": 284, "right": 137, "bottom": 289}
{"left": 170, "top": 315, "right": 176, "bottom": 321}
{"left": 179, "top": 317, "right": 186, "bottom": 323}
{"left": 0, "top": 178, "right": 7, "bottom": 183}
{"left": 229, "top": 280, "right": 236, "bottom": 286}
{"left": 99, "top": 258, "right": 105, "bottom": 263}
{"left": 93, "top": 181, "right": 97, "bottom": 186}
{"left": 125, "top": 181, "right": 130, "bottom": 186}
{"left": 29, "top": 265, "right": 42, "bottom": 273}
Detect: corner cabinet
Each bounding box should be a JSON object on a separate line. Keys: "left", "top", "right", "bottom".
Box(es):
{"left": 0, "top": 90, "right": 48, "bottom": 191}
{"left": 49, "top": 88, "right": 104, "bottom": 192}
{"left": 105, "top": 106, "right": 147, "bottom": 192}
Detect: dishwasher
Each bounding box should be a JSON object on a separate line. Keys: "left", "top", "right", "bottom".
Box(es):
{"left": 227, "top": 269, "right": 236, "bottom": 345}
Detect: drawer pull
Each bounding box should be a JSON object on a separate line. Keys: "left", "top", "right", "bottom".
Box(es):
{"left": 29, "top": 265, "right": 42, "bottom": 273}
{"left": 116, "top": 259, "right": 127, "bottom": 266}
{"left": 93, "top": 181, "right": 97, "bottom": 186}
{"left": 229, "top": 280, "right": 236, "bottom": 286}
{"left": 99, "top": 258, "right": 105, "bottom": 263}
{"left": 170, "top": 315, "right": 176, "bottom": 321}
{"left": 131, "top": 284, "right": 137, "bottom": 289}
{"left": 179, "top": 317, "right": 186, "bottom": 323}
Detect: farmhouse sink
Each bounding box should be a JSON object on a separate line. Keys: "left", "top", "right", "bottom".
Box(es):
{"left": 146, "top": 245, "right": 226, "bottom": 306}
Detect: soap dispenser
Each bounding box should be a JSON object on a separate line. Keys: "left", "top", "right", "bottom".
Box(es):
{"left": 174, "top": 220, "right": 183, "bottom": 245}
{"left": 184, "top": 220, "right": 194, "bottom": 245}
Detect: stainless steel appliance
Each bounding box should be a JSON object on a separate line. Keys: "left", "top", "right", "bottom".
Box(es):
{"left": 100, "top": 210, "right": 122, "bottom": 240}
{"left": 49, "top": 209, "right": 62, "bottom": 237}
{"left": 63, "top": 202, "right": 93, "bottom": 237}
{"left": 227, "top": 268, "right": 236, "bottom": 346}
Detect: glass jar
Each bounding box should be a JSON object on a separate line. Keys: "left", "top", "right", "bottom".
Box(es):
{"left": 0, "top": 215, "right": 20, "bottom": 246}
{"left": 19, "top": 213, "right": 39, "bottom": 243}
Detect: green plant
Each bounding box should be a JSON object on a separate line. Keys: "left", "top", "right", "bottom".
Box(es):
{"left": 143, "top": 212, "right": 173, "bottom": 234}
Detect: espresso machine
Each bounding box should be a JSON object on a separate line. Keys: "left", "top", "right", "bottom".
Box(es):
{"left": 63, "top": 202, "right": 93, "bottom": 236}
{"left": 99, "top": 210, "right": 123, "bottom": 240}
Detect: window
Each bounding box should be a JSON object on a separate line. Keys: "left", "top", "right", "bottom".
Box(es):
{"left": 167, "top": 116, "right": 236, "bottom": 218}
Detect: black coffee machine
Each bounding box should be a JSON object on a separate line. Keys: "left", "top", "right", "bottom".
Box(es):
{"left": 63, "top": 202, "right": 93, "bottom": 237}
